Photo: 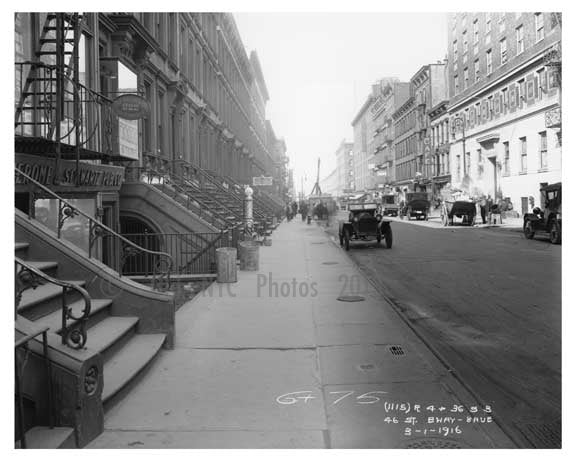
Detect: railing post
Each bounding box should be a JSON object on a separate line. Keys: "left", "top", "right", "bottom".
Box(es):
{"left": 244, "top": 185, "right": 254, "bottom": 240}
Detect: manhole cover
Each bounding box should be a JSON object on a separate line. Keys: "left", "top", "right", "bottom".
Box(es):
{"left": 389, "top": 345, "right": 405, "bottom": 356}
{"left": 337, "top": 295, "right": 365, "bottom": 302}
{"left": 322, "top": 261, "right": 338, "bottom": 265}
{"left": 398, "top": 438, "right": 467, "bottom": 449}
{"left": 357, "top": 363, "right": 377, "bottom": 371}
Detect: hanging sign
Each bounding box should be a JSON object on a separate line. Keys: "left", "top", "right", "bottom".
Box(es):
{"left": 112, "top": 94, "right": 150, "bottom": 120}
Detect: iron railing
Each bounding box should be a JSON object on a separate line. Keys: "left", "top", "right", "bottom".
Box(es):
{"left": 127, "top": 166, "right": 239, "bottom": 231}
{"left": 15, "top": 257, "right": 91, "bottom": 349}
{"left": 15, "top": 324, "right": 53, "bottom": 449}
{"left": 15, "top": 61, "right": 115, "bottom": 155}
{"left": 16, "top": 167, "right": 173, "bottom": 290}
{"left": 122, "top": 228, "right": 241, "bottom": 275}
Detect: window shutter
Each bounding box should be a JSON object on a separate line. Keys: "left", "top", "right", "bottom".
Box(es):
{"left": 494, "top": 94, "right": 501, "bottom": 117}
{"left": 508, "top": 84, "right": 517, "bottom": 112}
{"left": 526, "top": 74, "right": 536, "bottom": 105}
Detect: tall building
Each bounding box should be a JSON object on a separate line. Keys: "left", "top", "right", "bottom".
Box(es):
{"left": 369, "top": 79, "right": 410, "bottom": 190}
{"left": 351, "top": 95, "right": 373, "bottom": 192}
{"left": 447, "top": 12, "right": 561, "bottom": 213}
{"left": 334, "top": 140, "right": 354, "bottom": 196}
{"left": 393, "top": 63, "right": 447, "bottom": 194}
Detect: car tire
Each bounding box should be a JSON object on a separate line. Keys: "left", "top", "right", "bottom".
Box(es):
{"left": 523, "top": 220, "right": 535, "bottom": 239}
{"left": 550, "top": 220, "right": 561, "bottom": 244}
{"left": 383, "top": 226, "right": 393, "bottom": 249}
{"left": 339, "top": 233, "right": 343, "bottom": 246}
{"left": 343, "top": 229, "right": 350, "bottom": 251}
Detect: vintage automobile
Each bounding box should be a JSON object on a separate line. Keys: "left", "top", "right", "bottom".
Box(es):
{"left": 400, "top": 192, "right": 430, "bottom": 220}
{"left": 441, "top": 200, "right": 477, "bottom": 226}
{"left": 523, "top": 182, "right": 561, "bottom": 244}
{"left": 381, "top": 194, "right": 399, "bottom": 217}
{"left": 338, "top": 203, "right": 392, "bottom": 251}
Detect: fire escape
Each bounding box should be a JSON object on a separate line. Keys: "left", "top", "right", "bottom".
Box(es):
{"left": 15, "top": 13, "right": 117, "bottom": 186}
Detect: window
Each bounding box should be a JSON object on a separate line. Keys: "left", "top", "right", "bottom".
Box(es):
{"left": 536, "top": 68, "right": 545, "bottom": 99}
{"left": 474, "top": 59, "right": 480, "bottom": 82}
{"left": 501, "top": 87, "right": 508, "bottom": 109}
{"left": 486, "top": 15, "right": 492, "bottom": 34}
{"left": 465, "top": 152, "right": 471, "bottom": 175}
{"left": 454, "top": 74, "right": 459, "bottom": 94}
{"left": 539, "top": 131, "right": 548, "bottom": 169}
{"left": 475, "top": 102, "right": 481, "bottom": 124}
{"left": 519, "top": 137, "right": 527, "bottom": 173}
{"left": 453, "top": 39, "right": 458, "bottom": 60}
{"left": 499, "top": 13, "right": 506, "bottom": 32}
{"left": 535, "top": 13, "right": 544, "bottom": 42}
{"left": 464, "top": 67, "right": 469, "bottom": 87}
{"left": 486, "top": 49, "right": 493, "bottom": 74}
{"left": 463, "top": 30, "right": 468, "bottom": 60}
{"left": 503, "top": 141, "right": 510, "bottom": 175}
{"left": 473, "top": 19, "right": 479, "bottom": 44}
{"left": 516, "top": 25, "right": 524, "bottom": 54}
{"left": 157, "top": 90, "right": 165, "bottom": 154}
{"left": 517, "top": 78, "right": 526, "bottom": 106}
{"left": 500, "top": 38, "right": 508, "bottom": 65}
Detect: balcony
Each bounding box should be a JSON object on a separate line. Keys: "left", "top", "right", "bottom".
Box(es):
{"left": 15, "top": 62, "right": 122, "bottom": 160}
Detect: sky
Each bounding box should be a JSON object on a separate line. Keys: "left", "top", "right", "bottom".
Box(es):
{"left": 234, "top": 12, "right": 448, "bottom": 194}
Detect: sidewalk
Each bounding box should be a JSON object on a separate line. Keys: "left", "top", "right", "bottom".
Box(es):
{"left": 88, "top": 219, "right": 516, "bottom": 449}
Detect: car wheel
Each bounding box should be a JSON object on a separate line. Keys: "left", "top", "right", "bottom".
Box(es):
{"left": 407, "top": 208, "right": 412, "bottom": 220}
{"left": 384, "top": 226, "right": 393, "bottom": 248}
{"left": 343, "top": 229, "right": 350, "bottom": 251}
{"left": 550, "top": 220, "right": 561, "bottom": 244}
{"left": 339, "top": 233, "right": 343, "bottom": 246}
{"left": 523, "top": 220, "right": 535, "bottom": 239}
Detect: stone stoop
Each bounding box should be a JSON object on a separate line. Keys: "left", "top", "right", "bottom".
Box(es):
{"left": 15, "top": 241, "right": 166, "bottom": 448}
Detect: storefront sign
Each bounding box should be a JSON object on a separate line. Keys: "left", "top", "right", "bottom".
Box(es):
{"left": 15, "top": 154, "right": 125, "bottom": 190}
{"left": 112, "top": 94, "right": 150, "bottom": 120}
{"left": 253, "top": 176, "right": 273, "bottom": 186}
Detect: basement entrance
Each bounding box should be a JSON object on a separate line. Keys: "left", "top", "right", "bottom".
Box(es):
{"left": 120, "top": 216, "right": 161, "bottom": 275}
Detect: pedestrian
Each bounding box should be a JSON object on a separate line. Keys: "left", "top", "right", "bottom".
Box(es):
{"left": 479, "top": 195, "right": 487, "bottom": 224}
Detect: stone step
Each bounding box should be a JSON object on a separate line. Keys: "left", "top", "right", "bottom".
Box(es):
{"left": 36, "top": 298, "right": 114, "bottom": 335}
{"left": 15, "top": 426, "right": 75, "bottom": 449}
{"left": 86, "top": 316, "right": 140, "bottom": 360}
{"left": 102, "top": 333, "right": 166, "bottom": 406}
{"left": 23, "top": 260, "right": 59, "bottom": 273}
{"left": 17, "top": 281, "right": 87, "bottom": 313}
{"left": 15, "top": 242, "right": 30, "bottom": 252}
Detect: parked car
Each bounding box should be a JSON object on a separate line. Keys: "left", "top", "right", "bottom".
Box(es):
{"left": 400, "top": 192, "right": 430, "bottom": 220}
{"left": 338, "top": 203, "right": 392, "bottom": 251}
{"left": 523, "top": 182, "right": 561, "bottom": 244}
{"left": 381, "top": 194, "right": 399, "bottom": 217}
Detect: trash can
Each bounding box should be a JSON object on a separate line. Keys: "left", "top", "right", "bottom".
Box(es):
{"left": 239, "top": 240, "right": 259, "bottom": 271}
{"left": 216, "top": 247, "right": 237, "bottom": 282}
